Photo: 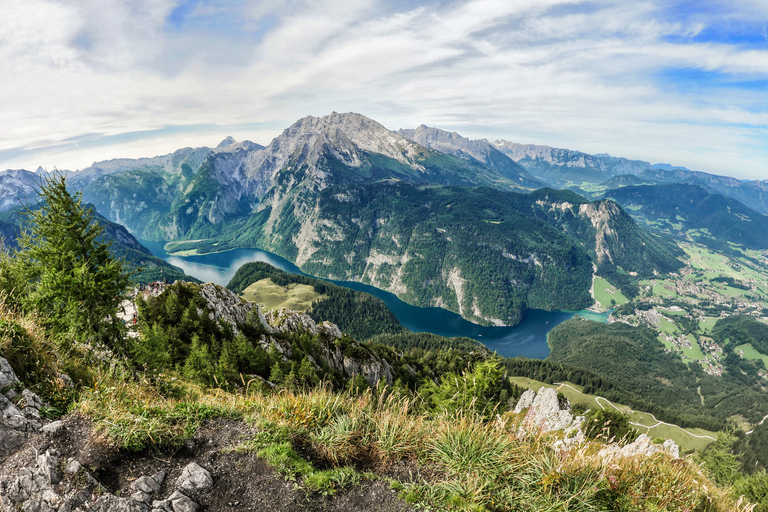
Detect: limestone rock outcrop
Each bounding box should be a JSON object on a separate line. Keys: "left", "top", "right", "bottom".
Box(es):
{"left": 513, "top": 386, "right": 680, "bottom": 460}
{"left": 189, "top": 284, "right": 396, "bottom": 387}
{"left": 198, "top": 282, "right": 274, "bottom": 336}
{"left": 598, "top": 433, "right": 680, "bottom": 461}
{"left": 0, "top": 356, "right": 45, "bottom": 458}
{"left": 514, "top": 387, "right": 581, "bottom": 433}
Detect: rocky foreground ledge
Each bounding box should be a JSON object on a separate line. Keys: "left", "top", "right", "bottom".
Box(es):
{"left": 0, "top": 412, "right": 412, "bottom": 512}
{"left": 1, "top": 350, "right": 681, "bottom": 512}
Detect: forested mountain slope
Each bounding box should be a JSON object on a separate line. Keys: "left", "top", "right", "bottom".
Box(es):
{"left": 605, "top": 183, "right": 768, "bottom": 249}
{"left": 187, "top": 180, "right": 679, "bottom": 325}
{"left": 0, "top": 203, "right": 190, "bottom": 284}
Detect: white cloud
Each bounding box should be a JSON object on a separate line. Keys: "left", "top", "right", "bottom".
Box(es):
{"left": 1, "top": 0, "right": 767, "bottom": 179}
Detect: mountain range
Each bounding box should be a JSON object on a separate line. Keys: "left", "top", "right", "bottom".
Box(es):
{"left": 3, "top": 111, "right": 763, "bottom": 324}
{"left": 603, "top": 183, "right": 768, "bottom": 250}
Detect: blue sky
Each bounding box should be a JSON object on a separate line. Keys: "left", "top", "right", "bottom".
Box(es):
{"left": 1, "top": 0, "right": 767, "bottom": 179}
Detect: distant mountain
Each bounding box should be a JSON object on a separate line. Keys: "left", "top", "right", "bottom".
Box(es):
{"left": 651, "top": 163, "right": 692, "bottom": 172}
{"left": 639, "top": 168, "right": 768, "bottom": 217}
{"left": 604, "top": 183, "right": 768, "bottom": 250}
{"left": 599, "top": 174, "right": 655, "bottom": 189}
{"left": 0, "top": 204, "right": 190, "bottom": 284}
{"left": 59, "top": 113, "right": 540, "bottom": 242}
{"left": 0, "top": 169, "right": 41, "bottom": 211}
{"left": 491, "top": 141, "right": 652, "bottom": 186}
{"left": 397, "top": 125, "right": 546, "bottom": 189}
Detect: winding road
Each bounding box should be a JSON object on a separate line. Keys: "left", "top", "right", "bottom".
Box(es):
{"left": 555, "top": 383, "right": 717, "bottom": 442}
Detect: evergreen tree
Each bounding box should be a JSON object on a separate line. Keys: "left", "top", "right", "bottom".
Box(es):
{"left": 269, "top": 361, "right": 285, "bottom": 384}
{"left": 18, "top": 173, "right": 130, "bottom": 348}
{"left": 183, "top": 334, "right": 214, "bottom": 384}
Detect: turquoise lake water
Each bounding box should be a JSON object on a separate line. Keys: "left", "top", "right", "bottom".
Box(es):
{"left": 141, "top": 242, "right": 608, "bottom": 359}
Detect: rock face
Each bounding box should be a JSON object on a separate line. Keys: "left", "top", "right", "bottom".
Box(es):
{"left": 0, "top": 356, "right": 21, "bottom": 390}
{"left": 261, "top": 306, "right": 394, "bottom": 387}
{"left": 0, "top": 433, "right": 214, "bottom": 512}
{"left": 181, "top": 283, "right": 396, "bottom": 388}
{"left": 514, "top": 387, "right": 577, "bottom": 432}
{"left": 513, "top": 387, "right": 680, "bottom": 460}
{"left": 0, "top": 356, "right": 44, "bottom": 458}
{"left": 598, "top": 433, "right": 680, "bottom": 461}
{"left": 198, "top": 282, "right": 274, "bottom": 336}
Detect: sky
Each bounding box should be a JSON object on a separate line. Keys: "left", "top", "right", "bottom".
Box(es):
{"left": 1, "top": 0, "right": 767, "bottom": 180}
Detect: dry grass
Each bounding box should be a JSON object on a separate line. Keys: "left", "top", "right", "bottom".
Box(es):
{"left": 0, "top": 297, "right": 80, "bottom": 411}
{"left": 70, "top": 374, "right": 756, "bottom": 511}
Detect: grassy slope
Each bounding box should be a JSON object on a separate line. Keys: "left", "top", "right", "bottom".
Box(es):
{"left": 735, "top": 343, "right": 768, "bottom": 368}
{"left": 240, "top": 278, "right": 327, "bottom": 311}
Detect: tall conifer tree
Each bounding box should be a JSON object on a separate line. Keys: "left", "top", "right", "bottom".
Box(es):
{"left": 19, "top": 173, "right": 130, "bottom": 348}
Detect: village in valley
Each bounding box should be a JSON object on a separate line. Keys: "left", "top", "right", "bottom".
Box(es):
{"left": 592, "top": 241, "right": 768, "bottom": 379}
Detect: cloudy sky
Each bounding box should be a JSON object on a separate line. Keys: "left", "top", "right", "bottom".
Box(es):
{"left": 1, "top": 0, "right": 767, "bottom": 179}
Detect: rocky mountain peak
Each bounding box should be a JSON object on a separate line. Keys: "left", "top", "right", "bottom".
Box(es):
{"left": 216, "top": 136, "right": 237, "bottom": 149}
{"left": 398, "top": 125, "right": 542, "bottom": 187}
{"left": 278, "top": 112, "right": 426, "bottom": 169}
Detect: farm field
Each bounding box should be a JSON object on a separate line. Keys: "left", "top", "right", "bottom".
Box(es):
{"left": 681, "top": 334, "right": 707, "bottom": 361}
{"left": 593, "top": 276, "right": 629, "bottom": 309}
{"left": 735, "top": 343, "right": 768, "bottom": 368}
{"left": 698, "top": 317, "right": 718, "bottom": 332}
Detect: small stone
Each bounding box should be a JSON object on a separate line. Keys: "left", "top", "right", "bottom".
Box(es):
{"left": 131, "top": 473, "right": 163, "bottom": 494}
{"left": 151, "top": 499, "right": 172, "bottom": 512}
{"left": 131, "top": 490, "right": 152, "bottom": 505}
{"left": 41, "top": 420, "right": 65, "bottom": 434}
{"left": 89, "top": 494, "right": 149, "bottom": 512}
{"left": 168, "top": 490, "right": 199, "bottom": 512}
{"left": 21, "top": 496, "right": 56, "bottom": 512}
{"left": 22, "top": 389, "right": 44, "bottom": 419}
{"left": 176, "top": 462, "right": 213, "bottom": 493}
{"left": 60, "top": 489, "right": 91, "bottom": 512}
{"left": 65, "top": 459, "right": 83, "bottom": 474}
{"left": 37, "top": 449, "right": 60, "bottom": 485}
{"left": 0, "top": 393, "right": 23, "bottom": 418}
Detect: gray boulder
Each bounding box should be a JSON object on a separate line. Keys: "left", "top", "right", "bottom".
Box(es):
{"left": 0, "top": 356, "right": 20, "bottom": 391}
{"left": 176, "top": 462, "right": 213, "bottom": 493}
{"left": 598, "top": 433, "right": 680, "bottom": 460}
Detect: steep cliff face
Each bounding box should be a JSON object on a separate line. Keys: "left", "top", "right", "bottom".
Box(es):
{"left": 526, "top": 189, "right": 681, "bottom": 276}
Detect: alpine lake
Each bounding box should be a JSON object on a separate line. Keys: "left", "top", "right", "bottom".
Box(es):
{"left": 141, "top": 243, "right": 609, "bottom": 359}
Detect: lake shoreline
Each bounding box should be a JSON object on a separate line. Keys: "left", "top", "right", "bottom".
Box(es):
{"left": 139, "top": 242, "right": 609, "bottom": 359}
